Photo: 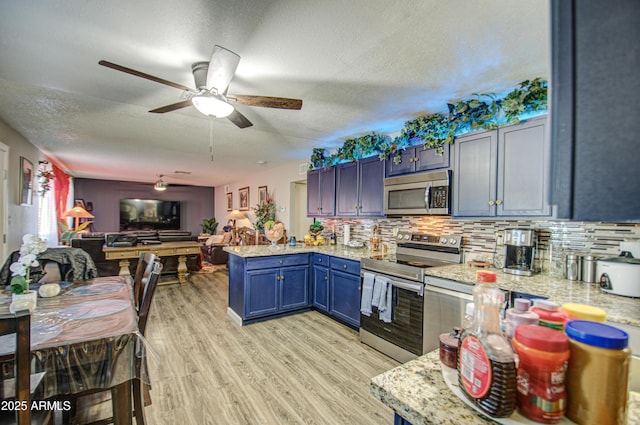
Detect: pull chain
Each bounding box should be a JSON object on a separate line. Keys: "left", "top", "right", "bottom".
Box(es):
{"left": 209, "top": 117, "right": 214, "bottom": 162}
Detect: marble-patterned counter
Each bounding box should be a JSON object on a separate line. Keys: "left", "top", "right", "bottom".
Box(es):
{"left": 424, "top": 264, "right": 640, "bottom": 327}
{"left": 223, "top": 244, "right": 373, "bottom": 261}
{"left": 371, "top": 350, "right": 640, "bottom": 425}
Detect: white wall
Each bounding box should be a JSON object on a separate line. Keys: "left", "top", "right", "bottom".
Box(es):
{"left": 214, "top": 160, "right": 308, "bottom": 235}
{"left": 0, "top": 118, "right": 45, "bottom": 253}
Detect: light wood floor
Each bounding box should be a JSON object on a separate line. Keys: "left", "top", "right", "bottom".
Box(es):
{"left": 77, "top": 271, "right": 399, "bottom": 425}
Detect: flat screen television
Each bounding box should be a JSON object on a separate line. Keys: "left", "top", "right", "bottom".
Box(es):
{"left": 119, "top": 199, "right": 181, "bottom": 231}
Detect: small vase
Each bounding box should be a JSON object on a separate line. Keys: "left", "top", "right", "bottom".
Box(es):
{"left": 10, "top": 290, "right": 37, "bottom": 313}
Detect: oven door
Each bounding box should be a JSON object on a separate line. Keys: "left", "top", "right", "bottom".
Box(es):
{"left": 360, "top": 274, "right": 424, "bottom": 357}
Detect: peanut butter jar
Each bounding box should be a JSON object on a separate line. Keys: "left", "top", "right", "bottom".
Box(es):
{"left": 565, "top": 320, "right": 630, "bottom": 425}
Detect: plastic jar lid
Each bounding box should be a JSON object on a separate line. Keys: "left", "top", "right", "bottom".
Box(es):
{"left": 476, "top": 271, "right": 497, "bottom": 282}
{"left": 533, "top": 299, "right": 559, "bottom": 311}
{"left": 561, "top": 303, "right": 606, "bottom": 322}
{"left": 565, "top": 320, "right": 628, "bottom": 349}
{"left": 514, "top": 324, "right": 569, "bottom": 352}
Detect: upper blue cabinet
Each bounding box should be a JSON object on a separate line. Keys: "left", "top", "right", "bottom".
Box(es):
{"left": 307, "top": 167, "right": 336, "bottom": 217}
{"left": 385, "top": 144, "right": 450, "bottom": 178}
{"left": 335, "top": 156, "right": 385, "bottom": 217}
{"left": 550, "top": 0, "right": 640, "bottom": 221}
{"left": 453, "top": 116, "right": 551, "bottom": 218}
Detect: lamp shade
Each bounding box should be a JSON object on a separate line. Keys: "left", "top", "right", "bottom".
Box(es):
{"left": 192, "top": 95, "right": 234, "bottom": 118}
{"left": 225, "top": 210, "right": 247, "bottom": 220}
{"left": 63, "top": 206, "right": 94, "bottom": 219}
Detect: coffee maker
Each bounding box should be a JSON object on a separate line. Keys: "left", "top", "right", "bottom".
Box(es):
{"left": 503, "top": 228, "right": 538, "bottom": 276}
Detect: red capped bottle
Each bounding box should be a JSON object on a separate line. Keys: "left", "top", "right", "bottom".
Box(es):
{"left": 458, "top": 271, "right": 517, "bottom": 418}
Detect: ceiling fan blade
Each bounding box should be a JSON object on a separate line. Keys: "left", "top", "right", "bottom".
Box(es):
{"left": 206, "top": 46, "right": 241, "bottom": 94}
{"left": 99, "top": 60, "right": 194, "bottom": 92}
{"left": 149, "top": 100, "right": 193, "bottom": 113}
{"left": 230, "top": 95, "right": 303, "bottom": 110}
{"left": 227, "top": 109, "right": 253, "bottom": 129}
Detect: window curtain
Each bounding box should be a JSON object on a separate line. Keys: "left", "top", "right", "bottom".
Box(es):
{"left": 38, "top": 181, "right": 58, "bottom": 247}
{"left": 51, "top": 162, "right": 72, "bottom": 242}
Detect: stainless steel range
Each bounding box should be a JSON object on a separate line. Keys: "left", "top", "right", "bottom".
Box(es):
{"left": 360, "top": 232, "right": 462, "bottom": 363}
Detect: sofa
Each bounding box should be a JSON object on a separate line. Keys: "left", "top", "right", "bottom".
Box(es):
{"left": 71, "top": 230, "right": 201, "bottom": 277}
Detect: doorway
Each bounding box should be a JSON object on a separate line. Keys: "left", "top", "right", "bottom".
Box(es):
{"left": 289, "top": 180, "right": 309, "bottom": 240}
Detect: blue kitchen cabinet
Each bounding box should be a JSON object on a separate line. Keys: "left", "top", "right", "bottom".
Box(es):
{"left": 335, "top": 156, "right": 384, "bottom": 217}
{"left": 453, "top": 116, "right": 551, "bottom": 218}
{"left": 307, "top": 167, "right": 335, "bottom": 217}
{"left": 385, "top": 144, "right": 450, "bottom": 177}
{"left": 229, "top": 253, "right": 311, "bottom": 324}
{"left": 312, "top": 254, "right": 330, "bottom": 312}
{"left": 329, "top": 257, "right": 361, "bottom": 328}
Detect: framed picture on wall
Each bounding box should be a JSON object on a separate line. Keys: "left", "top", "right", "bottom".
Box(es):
{"left": 258, "top": 186, "right": 268, "bottom": 204}
{"left": 19, "top": 157, "right": 33, "bottom": 206}
{"left": 239, "top": 187, "right": 249, "bottom": 211}
{"left": 74, "top": 199, "right": 86, "bottom": 209}
{"left": 226, "top": 192, "right": 233, "bottom": 211}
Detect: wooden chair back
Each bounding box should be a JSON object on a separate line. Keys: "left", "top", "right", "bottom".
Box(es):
{"left": 0, "top": 311, "right": 31, "bottom": 425}
{"left": 133, "top": 252, "right": 157, "bottom": 310}
{"left": 138, "top": 261, "right": 162, "bottom": 335}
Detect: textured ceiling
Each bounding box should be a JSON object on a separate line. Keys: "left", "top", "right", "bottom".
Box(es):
{"left": 0, "top": 0, "right": 550, "bottom": 187}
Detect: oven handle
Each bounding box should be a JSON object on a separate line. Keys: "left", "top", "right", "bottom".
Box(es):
{"left": 388, "top": 279, "right": 424, "bottom": 296}
{"left": 425, "top": 284, "right": 474, "bottom": 301}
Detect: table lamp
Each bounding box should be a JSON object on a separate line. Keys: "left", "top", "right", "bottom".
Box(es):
{"left": 63, "top": 206, "right": 95, "bottom": 231}
{"left": 225, "top": 210, "right": 247, "bottom": 246}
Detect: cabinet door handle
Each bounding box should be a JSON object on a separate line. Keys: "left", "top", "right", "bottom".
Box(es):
{"left": 496, "top": 199, "right": 503, "bottom": 205}
{"left": 488, "top": 200, "right": 495, "bottom": 206}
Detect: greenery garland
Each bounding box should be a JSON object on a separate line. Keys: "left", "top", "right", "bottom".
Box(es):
{"left": 308, "top": 77, "right": 548, "bottom": 169}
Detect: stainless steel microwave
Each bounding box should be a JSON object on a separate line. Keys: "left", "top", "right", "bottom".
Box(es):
{"left": 383, "top": 170, "right": 452, "bottom": 215}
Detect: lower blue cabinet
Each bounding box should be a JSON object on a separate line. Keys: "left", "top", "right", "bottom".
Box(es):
{"left": 328, "top": 257, "right": 361, "bottom": 328}
{"left": 280, "top": 266, "right": 310, "bottom": 311}
{"left": 312, "top": 265, "right": 330, "bottom": 312}
{"left": 246, "top": 269, "right": 279, "bottom": 318}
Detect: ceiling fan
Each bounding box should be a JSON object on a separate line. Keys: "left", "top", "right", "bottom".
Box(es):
{"left": 99, "top": 45, "right": 303, "bottom": 129}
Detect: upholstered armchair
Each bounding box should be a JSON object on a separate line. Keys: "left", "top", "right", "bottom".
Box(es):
{"left": 201, "top": 232, "right": 233, "bottom": 265}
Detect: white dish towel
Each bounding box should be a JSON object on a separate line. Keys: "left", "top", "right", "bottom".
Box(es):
{"left": 371, "top": 275, "right": 387, "bottom": 308}
{"left": 377, "top": 277, "right": 393, "bottom": 323}
{"left": 360, "top": 272, "right": 375, "bottom": 316}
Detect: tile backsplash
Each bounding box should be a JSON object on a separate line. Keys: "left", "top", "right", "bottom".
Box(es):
{"left": 318, "top": 217, "right": 640, "bottom": 277}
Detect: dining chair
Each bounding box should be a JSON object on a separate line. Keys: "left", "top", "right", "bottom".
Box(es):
{"left": 76, "top": 261, "right": 162, "bottom": 425}
{"left": 0, "top": 310, "right": 53, "bottom": 425}
{"left": 132, "top": 253, "right": 157, "bottom": 311}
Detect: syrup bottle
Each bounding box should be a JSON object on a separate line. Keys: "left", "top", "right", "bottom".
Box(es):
{"left": 458, "top": 271, "right": 517, "bottom": 418}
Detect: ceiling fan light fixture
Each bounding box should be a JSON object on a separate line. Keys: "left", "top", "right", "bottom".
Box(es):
{"left": 192, "top": 95, "right": 234, "bottom": 118}
{"left": 154, "top": 178, "right": 168, "bottom": 191}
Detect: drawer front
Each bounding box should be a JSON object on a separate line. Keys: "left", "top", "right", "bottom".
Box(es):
{"left": 176, "top": 246, "right": 200, "bottom": 255}
{"left": 313, "top": 254, "right": 329, "bottom": 266}
{"left": 246, "top": 254, "right": 309, "bottom": 270}
{"left": 147, "top": 248, "right": 177, "bottom": 256}
{"left": 329, "top": 257, "right": 360, "bottom": 275}
{"left": 105, "top": 250, "right": 139, "bottom": 260}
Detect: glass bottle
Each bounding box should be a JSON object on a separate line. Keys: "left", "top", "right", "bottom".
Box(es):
{"left": 458, "top": 272, "right": 517, "bottom": 418}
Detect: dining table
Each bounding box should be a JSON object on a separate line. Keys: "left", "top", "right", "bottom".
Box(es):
{"left": 0, "top": 275, "right": 149, "bottom": 425}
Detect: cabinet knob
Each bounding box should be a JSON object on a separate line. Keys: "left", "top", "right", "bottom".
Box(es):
{"left": 343, "top": 264, "right": 347, "bottom": 269}
{"left": 488, "top": 200, "right": 495, "bottom": 206}
{"left": 279, "top": 260, "right": 283, "bottom": 264}
{"left": 324, "top": 276, "right": 328, "bottom": 281}
{"left": 496, "top": 199, "right": 503, "bottom": 205}
{"left": 280, "top": 275, "right": 284, "bottom": 280}
{"left": 318, "top": 258, "right": 322, "bottom": 262}
{"left": 414, "top": 157, "right": 419, "bottom": 162}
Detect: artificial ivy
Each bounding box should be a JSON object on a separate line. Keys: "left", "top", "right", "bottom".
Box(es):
{"left": 308, "top": 77, "right": 548, "bottom": 169}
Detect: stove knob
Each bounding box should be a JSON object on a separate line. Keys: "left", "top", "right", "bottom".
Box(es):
{"left": 449, "top": 238, "right": 457, "bottom": 245}
{"left": 440, "top": 237, "right": 447, "bottom": 244}
{"left": 404, "top": 234, "right": 411, "bottom": 240}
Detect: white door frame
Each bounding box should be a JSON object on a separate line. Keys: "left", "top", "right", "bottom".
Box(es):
{"left": 0, "top": 142, "right": 9, "bottom": 261}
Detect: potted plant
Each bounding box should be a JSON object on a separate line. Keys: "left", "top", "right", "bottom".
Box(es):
{"left": 57, "top": 219, "right": 92, "bottom": 245}
{"left": 200, "top": 217, "right": 219, "bottom": 236}
{"left": 8, "top": 234, "right": 47, "bottom": 312}
{"left": 253, "top": 192, "right": 276, "bottom": 235}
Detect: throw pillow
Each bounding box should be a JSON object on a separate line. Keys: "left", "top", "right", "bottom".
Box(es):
{"left": 206, "top": 235, "right": 224, "bottom": 246}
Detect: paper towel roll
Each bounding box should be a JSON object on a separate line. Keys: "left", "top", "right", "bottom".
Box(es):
{"left": 343, "top": 224, "right": 351, "bottom": 244}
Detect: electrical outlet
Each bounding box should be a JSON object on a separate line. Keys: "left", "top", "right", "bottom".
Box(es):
{"left": 496, "top": 231, "right": 504, "bottom": 246}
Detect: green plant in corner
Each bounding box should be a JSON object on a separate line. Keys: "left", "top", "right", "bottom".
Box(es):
{"left": 57, "top": 219, "right": 92, "bottom": 246}
{"left": 201, "top": 217, "right": 218, "bottom": 235}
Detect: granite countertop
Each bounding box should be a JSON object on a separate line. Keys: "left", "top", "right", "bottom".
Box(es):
{"left": 371, "top": 350, "right": 640, "bottom": 425}
{"left": 424, "top": 264, "right": 640, "bottom": 327}
{"left": 223, "top": 244, "right": 374, "bottom": 261}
